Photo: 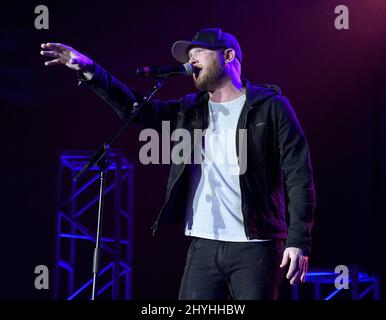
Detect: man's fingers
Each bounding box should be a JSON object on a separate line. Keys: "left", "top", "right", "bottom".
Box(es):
{"left": 49, "top": 42, "right": 68, "bottom": 50}
{"left": 44, "top": 58, "right": 62, "bottom": 66}
{"left": 300, "top": 270, "right": 307, "bottom": 283}
{"left": 286, "top": 256, "right": 298, "bottom": 279}
{"left": 300, "top": 257, "right": 308, "bottom": 283}
{"left": 40, "top": 50, "right": 60, "bottom": 58}
{"left": 289, "top": 271, "right": 301, "bottom": 285}
{"left": 44, "top": 43, "right": 70, "bottom": 52}
{"left": 289, "top": 257, "right": 308, "bottom": 284}
{"left": 280, "top": 251, "right": 289, "bottom": 268}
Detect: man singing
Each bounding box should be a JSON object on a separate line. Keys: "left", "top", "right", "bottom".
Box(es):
{"left": 41, "top": 28, "right": 316, "bottom": 300}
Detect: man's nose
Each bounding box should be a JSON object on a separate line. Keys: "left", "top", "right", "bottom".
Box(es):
{"left": 189, "top": 55, "right": 198, "bottom": 65}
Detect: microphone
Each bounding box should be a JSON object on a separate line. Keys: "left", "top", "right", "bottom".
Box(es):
{"left": 136, "top": 63, "right": 194, "bottom": 77}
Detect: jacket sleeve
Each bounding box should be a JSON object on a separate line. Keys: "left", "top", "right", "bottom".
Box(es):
{"left": 273, "top": 95, "right": 316, "bottom": 256}
{"left": 80, "top": 62, "right": 183, "bottom": 131}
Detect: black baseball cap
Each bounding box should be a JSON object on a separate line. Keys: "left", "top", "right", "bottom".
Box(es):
{"left": 171, "top": 28, "right": 242, "bottom": 64}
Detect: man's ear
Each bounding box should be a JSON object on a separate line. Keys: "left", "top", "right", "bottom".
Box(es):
{"left": 224, "top": 49, "right": 235, "bottom": 63}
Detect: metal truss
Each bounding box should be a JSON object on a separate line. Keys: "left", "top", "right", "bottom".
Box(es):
{"left": 291, "top": 266, "right": 380, "bottom": 300}
{"left": 54, "top": 150, "right": 134, "bottom": 300}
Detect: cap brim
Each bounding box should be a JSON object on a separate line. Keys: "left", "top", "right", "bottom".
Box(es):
{"left": 171, "top": 41, "right": 194, "bottom": 63}
{"left": 171, "top": 40, "right": 221, "bottom": 63}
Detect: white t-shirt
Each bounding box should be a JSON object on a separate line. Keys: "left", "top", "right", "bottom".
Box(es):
{"left": 184, "top": 94, "right": 268, "bottom": 242}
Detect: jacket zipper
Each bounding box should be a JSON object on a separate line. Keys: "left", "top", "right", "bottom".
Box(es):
{"left": 238, "top": 103, "right": 252, "bottom": 240}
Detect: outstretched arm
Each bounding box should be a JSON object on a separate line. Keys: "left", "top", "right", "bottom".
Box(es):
{"left": 40, "top": 42, "right": 183, "bottom": 130}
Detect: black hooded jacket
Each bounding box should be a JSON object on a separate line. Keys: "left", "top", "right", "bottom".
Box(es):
{"left": 83, "top": 63, "right": 316, "bottom": 255}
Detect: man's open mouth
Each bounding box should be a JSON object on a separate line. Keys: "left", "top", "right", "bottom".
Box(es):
{"left": 193, "top": 66, "right": 203, "bottom": 78}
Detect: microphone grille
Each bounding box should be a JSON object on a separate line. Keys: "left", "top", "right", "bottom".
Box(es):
{"left": 183, "top": 63, "right": 193, "bottom": 76}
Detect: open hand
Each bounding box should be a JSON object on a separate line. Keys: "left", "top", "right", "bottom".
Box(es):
{"left": 40, "top": 42, "right": 94, "bottom": 77}
{"left": 280, "top": 247, "right": 308, "bottom": 285}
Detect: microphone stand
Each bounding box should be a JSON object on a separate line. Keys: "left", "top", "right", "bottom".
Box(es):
{"left": 74, "top": 76, "right": 166, "bottom": 300}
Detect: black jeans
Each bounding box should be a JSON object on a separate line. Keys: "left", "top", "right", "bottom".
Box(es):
{"left": 178, "top": 237, "right": 284, "bottom": 300}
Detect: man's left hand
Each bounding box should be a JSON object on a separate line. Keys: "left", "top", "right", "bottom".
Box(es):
{"left": 280, "top": 247, "right": 308, "bottom": 285}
